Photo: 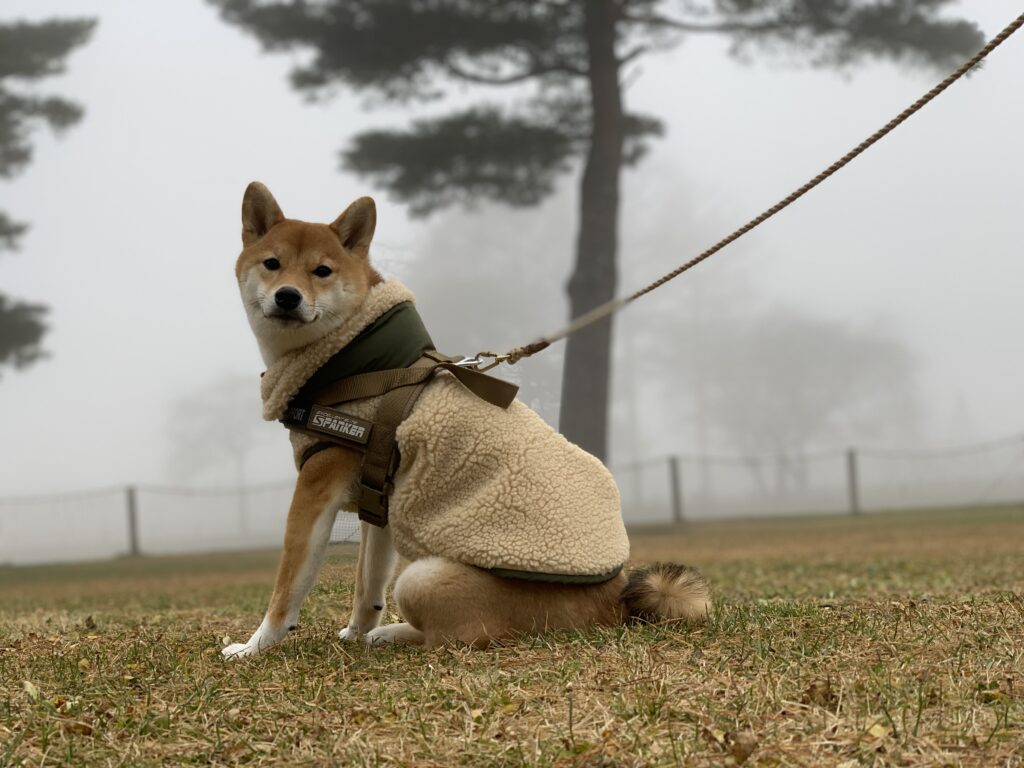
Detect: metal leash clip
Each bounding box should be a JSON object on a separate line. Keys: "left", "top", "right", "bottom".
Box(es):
{"left": 455, "top": 353, "right": 509, "bottom": 372}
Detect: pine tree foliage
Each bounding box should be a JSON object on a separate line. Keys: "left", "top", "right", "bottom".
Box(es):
{"left": 213, "top": 0, "right": 981, "bottom": 212}
{"left": 0, "top": 17, "right": 95, "bottom": 377}
{"left": 0, "top": 295, "right": 48, "bottom": 372}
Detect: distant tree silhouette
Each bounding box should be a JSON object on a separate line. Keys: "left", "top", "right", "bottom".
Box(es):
{"left": 0, "top": 17, "right": 95, "bottom": 376}
{"left": 167, "top": 374, "right": 264, "bottom": 487}
{"left": 642, "top": 300, "right": 918, "bottom": 493}
{"left": 685, "top": 308, "right": 917, "bottom": 458}
{"left": 211, "top": 0, "right": 982, "bottom": 460}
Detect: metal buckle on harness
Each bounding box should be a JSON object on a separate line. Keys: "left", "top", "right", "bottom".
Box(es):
{"left": 358, "top": 483, "right": 389, "bottom": 527}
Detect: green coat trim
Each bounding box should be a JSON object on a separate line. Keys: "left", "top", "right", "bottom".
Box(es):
{"left": 288, "top": 302, "right": 434, "bottom": 409}
{"left": 487, "top": 564, "right": 623, "bottom": 585}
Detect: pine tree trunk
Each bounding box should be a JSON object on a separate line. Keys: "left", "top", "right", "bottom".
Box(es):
{"left": 559, "top": 0, "right": 623, "bottom": 462}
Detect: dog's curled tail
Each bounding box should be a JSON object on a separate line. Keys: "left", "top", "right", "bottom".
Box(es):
{"left": 620, "top": 563, "right": 712, "bottom": 624}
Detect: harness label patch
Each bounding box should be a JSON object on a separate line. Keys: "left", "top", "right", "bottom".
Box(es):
{"left": 307, "top": 405, "right": 372, "bottom": 445}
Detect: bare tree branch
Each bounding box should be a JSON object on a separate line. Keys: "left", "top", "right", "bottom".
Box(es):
{"left": 618, "top": 45, "right": 649, "bottom": 66}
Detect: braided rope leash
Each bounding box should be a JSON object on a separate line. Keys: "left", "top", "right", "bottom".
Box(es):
{"left": 468, "top": 10, "right": 1024, "bottom": 373}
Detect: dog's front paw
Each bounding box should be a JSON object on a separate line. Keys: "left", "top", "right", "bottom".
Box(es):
{"left": 222, "top": 642, "right": 262, "bottom": 660}
{"left": 222, "top": 621, "right": 287, "bottom": 660}
{"left": 338, "top": 625, "right": 360, "bottom": 642}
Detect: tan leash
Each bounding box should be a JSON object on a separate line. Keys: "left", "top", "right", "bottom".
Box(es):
{"left": 462, "top": 11, "right": 1024, "bottom": 374}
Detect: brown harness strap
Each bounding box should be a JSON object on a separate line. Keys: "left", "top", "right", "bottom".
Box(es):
{"left": 288, "top": 352, "right": 518, "bottom": 527}
{"left": 351, "top": 356, "right": 436, "bottom": 526}
{"left": 312, "top": 351, "right": 517, "bottom": 409}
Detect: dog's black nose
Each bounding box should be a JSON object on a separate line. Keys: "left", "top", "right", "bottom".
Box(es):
{"left": 274, "top": 287, "right": 302, "bottom": 311}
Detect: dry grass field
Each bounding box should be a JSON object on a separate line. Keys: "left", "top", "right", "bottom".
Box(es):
{"left": 2, "top": 506, "right": 1023, "bottom": 767}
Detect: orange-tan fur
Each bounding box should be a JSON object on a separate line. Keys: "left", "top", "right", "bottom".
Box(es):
{"left": 222, "top": 182, "right": 710, "bottom": 659}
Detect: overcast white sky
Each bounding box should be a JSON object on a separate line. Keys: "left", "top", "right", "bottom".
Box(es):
{"left": 0, "top": 1, "right": 1021, "bottom": 495}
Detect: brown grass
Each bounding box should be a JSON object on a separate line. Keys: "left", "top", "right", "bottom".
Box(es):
{"left": 2, "top": 506, "right": 1023, "bottom": 766}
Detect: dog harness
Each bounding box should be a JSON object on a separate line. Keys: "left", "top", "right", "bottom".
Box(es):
{"left": 278, "top": 302, "right": 518, "bottom": 527}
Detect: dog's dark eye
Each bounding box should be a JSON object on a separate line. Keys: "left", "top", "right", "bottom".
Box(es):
{"left": 263, "top": 257, "right": 280, "bottom": 271}
{"left": 313, "top": 265, "right": 332, "bottom": 278}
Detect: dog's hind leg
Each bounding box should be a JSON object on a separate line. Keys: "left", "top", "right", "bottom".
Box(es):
{"left": 388, "top": 557, "right": 627, "bottom": 649}
{"left": 338, "top": 521, "right": 398, "bottom": 641}
{"left": 363, "top": 621, "right": 425, "bottom": 646}
{"left": 222, "top": 448, "right": 359, "bottom": 659}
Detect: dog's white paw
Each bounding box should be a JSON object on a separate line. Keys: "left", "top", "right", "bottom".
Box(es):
{"left": 338, "top": 625, "right": 360, "bottom": 641}
{"left": 222, "top": 642, "right": 261, "bottom": 660}
{"left": 363, "top": 622, "right": 423, "bottom": 647}
{"left": 222, "top": 620, "right": 288, "bottom": 660}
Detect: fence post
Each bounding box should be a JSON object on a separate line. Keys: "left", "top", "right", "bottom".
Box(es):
{"left": 846, "top": 449, "right": 861, "bottom": 516}
{"left": 668, "top": 455, "right": 684, "bottom": 524}
{"left": 125, "top": 485, "right": 140, "bottom": 556}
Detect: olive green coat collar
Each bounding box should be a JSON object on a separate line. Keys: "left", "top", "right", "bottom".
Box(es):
{"left": 289, "top": 302, "right": 434, "bottom": 408}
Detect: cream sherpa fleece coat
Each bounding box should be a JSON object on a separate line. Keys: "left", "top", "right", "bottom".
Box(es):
{"left": 262, "top": 281, "right": 630, "bottom": 580}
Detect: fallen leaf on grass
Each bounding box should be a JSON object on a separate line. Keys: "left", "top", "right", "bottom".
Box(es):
{"left": 219, "top": 741, "right": 248, "bottom": 761}
{"left": 349, "top": 706, "right": 374, "bottom": 725}
{"left": 22, "top": 681, "right": 40, "bottom": 702}
{"left": 726, "top": 730, "right": 758, "bottom": 765}
{"left": 802, "top": 677, "right": 838, "bottom": 710}
{"left": 864, "top": 722, "right": 889, "bottom": 740}
{"left": 701, "top": 725, "right": 726, "bottom": 746}
{"left": 980, "top": 689, "right": 1009, "bottom": 704}
{"left": 61, "top": 719, "right": 94, "bottom": 736}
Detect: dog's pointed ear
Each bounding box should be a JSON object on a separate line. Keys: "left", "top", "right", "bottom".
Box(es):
{"left": 330, "top": 197, "right": 376, "bottom": 254}
{"left": 241, "top": 182, "right": 285, "bottom": 245}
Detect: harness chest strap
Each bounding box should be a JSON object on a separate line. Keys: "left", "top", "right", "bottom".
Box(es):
{"left": 281, "top": 352, "right": 518, "bottom": 527}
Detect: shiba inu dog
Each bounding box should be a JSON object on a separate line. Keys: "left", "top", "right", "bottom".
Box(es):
{"left": 223, "top": 182, "right": 710, "bottom": 658}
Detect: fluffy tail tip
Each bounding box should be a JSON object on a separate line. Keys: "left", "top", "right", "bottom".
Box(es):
{"left": 621, "top": 563, "right": 712, "bottom": 624}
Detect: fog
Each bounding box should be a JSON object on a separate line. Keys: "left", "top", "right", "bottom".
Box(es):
{"left": 1, "top": 0, "right": 1021, "bottom": 515}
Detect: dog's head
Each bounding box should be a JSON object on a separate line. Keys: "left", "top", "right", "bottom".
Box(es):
{"left": 235, "top": 182, "right": 382, "bottom": 362}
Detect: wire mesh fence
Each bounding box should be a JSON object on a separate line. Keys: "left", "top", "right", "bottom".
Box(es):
{"left": 0, "top": 487, "right": 131, "bottom": 566}
{"left": 1, "top": 435, "right": 1022, "bottom": 565}
{"left": 615, "top": 435, "right": 1024, "bottom": 522}
{"left": 615, "top": 449, "right": 854, "bottom": 523}
{"left": 0, "top": 483, "right": 361, "bottom": 567}
{"left": 133, "top": 483, "right": 361, "bottom": 555}
{"left": 858, "top": 437, "right": 1024, "bottom": 511}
